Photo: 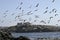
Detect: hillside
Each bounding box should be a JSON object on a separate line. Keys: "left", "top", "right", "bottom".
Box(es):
{"left": 3, "top": 22, "right": 60, "bottom": 33}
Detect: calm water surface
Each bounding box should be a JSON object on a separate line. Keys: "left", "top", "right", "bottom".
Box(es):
{"left": 11, "top": 32, "right": 60, "bottom": 38}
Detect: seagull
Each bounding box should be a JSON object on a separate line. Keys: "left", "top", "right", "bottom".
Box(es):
{"left": 50, "top": 17, "right": 53, "bottom": 19}
{"left": 11, "top": 13, "right": 15, "bottom": 15}
{"left": 48, "top": 20, "right": 50, "bottom": 24}
{"left": 52, "top": 9, "right": 55, "bottom": 12}
{"left": 3, "top": 13, "right": 6, "bottom": 14}
{"left": 52, "top": 8, "right": 57, "bottom": 13}
{"left": 34, "top": 9, "right": 38, "bottom": 11}
{"left": 43, "top": 10, "right": 48, "bottom": 14}
{"left": 58, "top": 20, "right": 60, "bottom": 22}
{"left": 27, "top": 11, "right": 31, "bottom": 13}
{"left": 36, "top": 3, "right": 39, "bottom": 7}
{"left": 19, "top": 7, "right": 22, "bottom": 10}
{"left": 46, "top": 7, "right": 48, "bottom": 9}
{"left": 19, "top": 19, "right": 23, "bottom": 21}
{"left": 49, "top": 11, "right": 52, "bottom": 13}
{"left": 56, "top": 24, "right": 58, "bottom": 26}
{"left": 26, "top": 11, "right": 32, "bottom": 15}
{"left": 9, "top": 21, "right": 11, "bottom": 23}
{"left": 34, "top": 20, "right": 37, "bottom": 22}
{"left": 52, "top": 0, "right": 55, "bottom": 3}
{"left": 40, "top": 20, "right": 46, "bottom": 24}
{"left": 55, "top": 14, "right": 58, "bottom": 16}
{"left": 16, "top": 5, "right": 19, "bottom": 9}
{"left": 27, "top": 12, "right": 33, "bottom": 15}
{"left": 54, "top": 10, "right": 57, "bottom": 13}
{"left": 23, "top": 20, "right": 26, "bottom": 22}
{"left": 20, "top": 2, "right": 23, "bottom": 5}
{"left": 5, "top": 10, "right": 9, "bottom": 12}
{"left": 35, "top": 15, "right": 39, "bottom": 18}
{"left": 29, "top": 5, "right": 32, "bottom": 8}
{"left": 4, "top": 15, "right": 7, "bottom": 17}
{"left": 17, "top": 15, "right": 20, "bottom": 18}
{"left": 29, "top": 18, "right": 32, "bottom": 21}
{"left": 22, "top": 10, "right": 24, "bottom": 13}
{"left": 15, "top": 16, "right": 17, "bottom": 18}
{"left": 1, "top": 20, "right": 4, "bottom": 23}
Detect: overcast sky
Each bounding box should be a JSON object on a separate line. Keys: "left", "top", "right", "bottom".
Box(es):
{"left": 0, "top": 0, "right": 60, "bottom": 27}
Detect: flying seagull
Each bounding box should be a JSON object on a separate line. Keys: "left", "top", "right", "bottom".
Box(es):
{"left": 4, "top": 15, "right": 7, "bottom": 17}
{"left": 20, "top": 2, "right": 23, "bottom": 5}
{"left": 35, "top": 15, "right": 39, "bottom": 18}
{"left": 19, "top": 7, "right": 22, "bottom": 10}
{"left": 52, "top": 9, "right": 55, "bottom": 12}
{"left": 34, "top": 20, "right": 37, "bottom": 22}
{"left": 5, "top": 10, "right": 9, "bottom": 12}
{"left": 58, "top": 20, "right": 60, "bottom": 22}
{"left": 55, "top": 14, "right": 58, "bottom": 16}
{"left": 29, "top": 18, "right": 32, "bottom": 21}
{"left": 49, "top": 11, "right": 52, "bottom": 13}
{"left": 52, "top": 8, "right": 57, "bottom": 13}
{"left": 50, "top": 17, "right": 53, "bottom": 19}
{"left": 26, "top": 11, "right": 32, "bottom": 15}
{"left": 43, "top": 10, "right": 48, "bottom": 14}
{"left": 48, "top": 20, "right": 50, "bottom": 24}
{"left": 34, "top": 9, "right": 38, "bottom": 11}
{"left": 54, "top": 10, "right": 57, "bottom": 13}
{"left": 46, "top": 7, "right": 48, "bottom": 9}
{"left": 40, "top": 20, "right": 46, "bottom": 24}
{"left": 36, "top": 3, "right": 39, "bottom": 7}
{"left": 11, "top": 13, "right": 15, "bottom": 15}
{"left": 56, "top": 24, "right": 58, "bottom": 26}
{"left": 52, "top": 0, "right": 55, "bottom": 3}
{"left": 16, "top": 5, "right": 19, "bottom": 9}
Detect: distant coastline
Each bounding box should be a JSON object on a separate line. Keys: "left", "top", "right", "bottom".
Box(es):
{"left": 0, "top": 22, "right": 60, "bottom": 33}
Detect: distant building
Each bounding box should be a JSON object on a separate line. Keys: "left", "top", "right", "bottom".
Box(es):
{"left": 17, "top": 23, "right": 22, "bottom": 27}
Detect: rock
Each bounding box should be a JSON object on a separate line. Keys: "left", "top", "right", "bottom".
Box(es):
{"left": 0, "top": 31, "right": 12, "bottom": 40}
{"left": 0, "top": 31, "right": 30, "bottom": 40}
{"left": 18, "top": 36, "right": 30, "bottom": 40}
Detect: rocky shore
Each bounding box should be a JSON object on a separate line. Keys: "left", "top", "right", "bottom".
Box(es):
{"left": 0, "top": 22, "right": 60, "bottom": 40}
{"left": 0, "top": 31, "right": 30, "bottom": 40}
{"left": 6, "top": 22, "right": 60, "bottom": 33}
{"left": 0, "top": 22, "right": 60, "bottom": 33}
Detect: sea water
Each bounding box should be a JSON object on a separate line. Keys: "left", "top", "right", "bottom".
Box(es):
{"left": 11, "top": 32, "right": 60, "bottom": 38}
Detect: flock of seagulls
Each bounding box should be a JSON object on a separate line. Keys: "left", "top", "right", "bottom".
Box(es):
{"left": 0, "top": 0, "right": 60, "bottom": 26}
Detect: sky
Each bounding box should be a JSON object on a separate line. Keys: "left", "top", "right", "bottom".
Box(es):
{"left": 0, "top": 0, "right": 60, "bottom": 27}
